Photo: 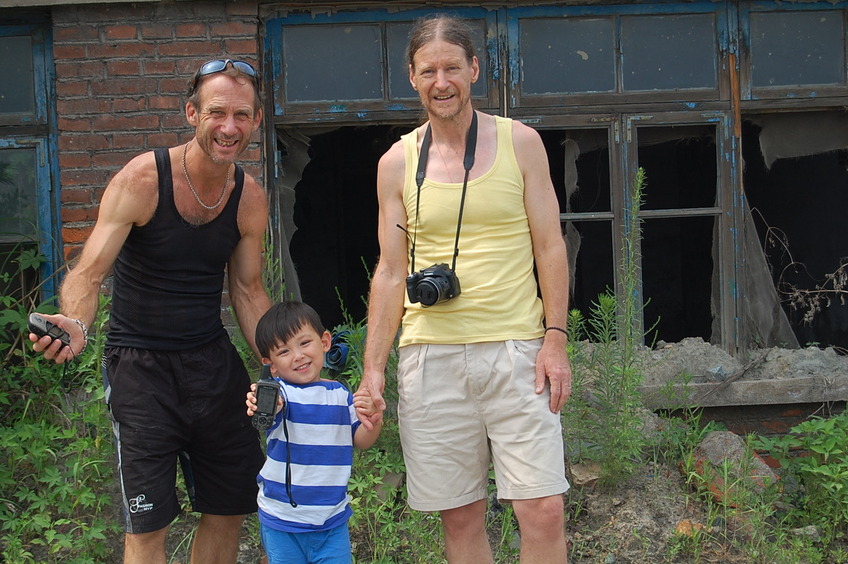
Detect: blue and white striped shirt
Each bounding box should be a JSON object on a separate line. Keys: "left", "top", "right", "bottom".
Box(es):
{"left": 257, "top": 379, "right": 361, "bottom": 533}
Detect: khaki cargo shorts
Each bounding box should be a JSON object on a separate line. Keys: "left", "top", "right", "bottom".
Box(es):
{"left": 397, "top": 339, "right": 569, "bottom": 512}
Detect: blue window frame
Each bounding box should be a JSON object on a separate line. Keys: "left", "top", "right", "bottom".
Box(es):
{"left": 505, "top": 3, "right": 730, "bottom": 110}
{"left": 265, "top": 7, "right": 499, "bottom": 123}
{"left": 0, "top": 21, "right": 60, "bottom": 297}
{"left": 740, "top": 2, "right": 848, "bottom": 102}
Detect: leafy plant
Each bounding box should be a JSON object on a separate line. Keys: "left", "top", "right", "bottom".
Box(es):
{"left": 756, "top": 410, "right": 848, "bottom": 545}
{"left": 0, "top": 247, "right": 120, "bottom": 563}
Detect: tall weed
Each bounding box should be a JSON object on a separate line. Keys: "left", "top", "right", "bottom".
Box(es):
{"left": 562, "top": 168, "right": 650, "bottom": 486}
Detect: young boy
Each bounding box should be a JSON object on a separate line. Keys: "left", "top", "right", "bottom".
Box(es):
{"left": 246, "top": 301, "right": 382, "bottom": 564}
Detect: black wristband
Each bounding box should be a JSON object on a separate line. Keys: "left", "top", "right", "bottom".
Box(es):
{"left": 544, "top": 326, "right": 567, "bottom": 336}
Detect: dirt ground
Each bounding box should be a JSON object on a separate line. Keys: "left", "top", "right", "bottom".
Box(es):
{"left": 565, "top": 460, "right": 747, "bottom": 564}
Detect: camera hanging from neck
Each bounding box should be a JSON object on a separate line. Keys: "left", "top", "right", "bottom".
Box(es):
{"left": 409, "top": 111, "right": 479, "bottom": 273}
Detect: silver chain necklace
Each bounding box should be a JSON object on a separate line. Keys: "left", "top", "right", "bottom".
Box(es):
{"left": 182, "top": 142, "right": 230, "bottom": 210}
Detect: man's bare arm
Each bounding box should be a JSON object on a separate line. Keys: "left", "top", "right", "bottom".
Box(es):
{"left": 359, "top": 140, "right": 411, "bottom": 427}
{"left": 32, "top": 153, "right": 158, "bottom": 362}
{"left": 515, "top": 121, "right": 573, "bottom": 412}
{"left": 228, "top": 175, "right": 273, "bottom": 359}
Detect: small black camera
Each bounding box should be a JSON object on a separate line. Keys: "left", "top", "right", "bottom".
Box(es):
{"left": 406, "top": 263, "right": 461, "bottom": 307}
{"left": 252, "top": 364, "right": 281, "bottom": 431}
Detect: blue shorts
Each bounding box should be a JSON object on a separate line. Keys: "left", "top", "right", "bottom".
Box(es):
{"left": 261, "top": 522, "right": 351, "bottom": 564}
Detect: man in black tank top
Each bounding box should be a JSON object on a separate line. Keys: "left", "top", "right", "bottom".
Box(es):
{"left": 30, "top": 59, "right": 272, "bottom": 564}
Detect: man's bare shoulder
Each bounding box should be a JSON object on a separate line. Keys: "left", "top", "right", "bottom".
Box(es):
{"left": 237, "top": 173, "right": 270, "bottom": 225}
{"left": 378, "top": 137, "right": 407, "bottom": 169}
{"left": 101, "top": 151, "right": 160, "bottom": 224}
{"left": 510, "top": 118, "right": 543, "bottom": 145}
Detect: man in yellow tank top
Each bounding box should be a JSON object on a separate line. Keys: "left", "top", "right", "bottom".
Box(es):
{"left": 359, "top": 14, "right": 573, "bottom": 564}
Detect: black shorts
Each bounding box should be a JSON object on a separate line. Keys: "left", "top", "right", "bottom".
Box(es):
{"left": 103, "top": 335, "right": 264, "bottom": 534}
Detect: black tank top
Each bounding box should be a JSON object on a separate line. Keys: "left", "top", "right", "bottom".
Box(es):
{"left": 107, "top": 148, "right": 245, "bottom": 350}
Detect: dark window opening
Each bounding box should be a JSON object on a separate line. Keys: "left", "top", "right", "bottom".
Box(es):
{"left": 742, "top": 119, "right": 848, "bottom": 350}
{"left": 288, "top": 126, "right": 405, "bottom": 330}
{"left": 637, "top": 131, "right": 717, "bottom": 343}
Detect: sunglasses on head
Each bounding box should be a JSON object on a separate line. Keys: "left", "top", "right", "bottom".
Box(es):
{"left": 192, "top": 59, "right": 259, "bottom": 89}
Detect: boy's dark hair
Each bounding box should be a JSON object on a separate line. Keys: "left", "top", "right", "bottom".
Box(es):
{"left": 255, "top": 301, "right": 326, "bottom": 357}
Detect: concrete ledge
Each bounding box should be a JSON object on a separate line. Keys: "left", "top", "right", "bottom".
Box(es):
{"left": 640, "top": 375, "right": 848, "bottom": 410}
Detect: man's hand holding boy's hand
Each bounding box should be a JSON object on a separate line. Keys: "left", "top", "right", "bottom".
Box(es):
{"left": 354, "top": 389, "right": 383, "bottom": 424}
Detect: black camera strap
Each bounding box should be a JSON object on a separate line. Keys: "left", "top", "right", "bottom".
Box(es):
{"left": 411, "top": 110, "right": 478, "bottom": 272}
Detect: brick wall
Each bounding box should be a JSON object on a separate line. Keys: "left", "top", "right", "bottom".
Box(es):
{"left": 51, "top": 1, "right": 263, "bottom": 262}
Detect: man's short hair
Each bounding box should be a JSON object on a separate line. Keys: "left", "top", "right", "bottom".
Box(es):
{"left": 185, "top": 59, "right": 263, "bottom": 111}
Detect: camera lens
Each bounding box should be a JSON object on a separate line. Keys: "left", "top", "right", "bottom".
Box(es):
{"left": 417, "top": 277, "right": 448, "bottom": 306}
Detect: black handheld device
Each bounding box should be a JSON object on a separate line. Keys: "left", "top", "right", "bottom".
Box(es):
{"left": 27, "top": 313, "right": 71, "bottom": 349}
{"left": 252, "top": 364, "right": 281, "bottom": 431}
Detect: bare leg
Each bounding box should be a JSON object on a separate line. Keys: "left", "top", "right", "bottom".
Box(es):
{"left": 512, "top": 495, "right": 568, "bottom": 564}
{"left": 190, "top": 513, "right": 246, "bottom": 564}
{"left": 441, "top": 499, "right": 494, "bottom": 564}
{"left": 124, "top": 527, "right": 168, "bottom": 564}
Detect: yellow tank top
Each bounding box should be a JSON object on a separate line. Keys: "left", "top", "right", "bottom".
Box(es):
{"left": 399, "top": 115, "right": 545, "bottom": 346}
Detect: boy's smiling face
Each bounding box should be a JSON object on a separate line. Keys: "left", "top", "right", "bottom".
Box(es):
{"left": 262, "top": 324, "right": 332, "bottom": 385}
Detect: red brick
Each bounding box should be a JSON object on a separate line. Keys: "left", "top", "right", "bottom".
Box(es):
{"left": 59, "top": 135, "right": 111, "bottom": 151}
{"left": 140, "top": 24, "right": 174, "bottom": 40}
{"left": 148, "top": 133, "right": 181, "bottom": 147}
{"left": 211, "top": 21, "right": 257, "bottom": 37}
{"left": 55, "top": 82, "right": 89, "bottom": 97}
{"left": 112, "top": 134, "right": 146, "bottom": 149}
{"left": 60, "top": 188, "right": 97, "bottom": 205}
{"left": 88, "top": 42, "right": 156, "bottom": 59}
{"left": 54, "top": 25, "right": 99, "bottom": 42}
{"left": 93, "top": 115, "right": 160, "bottom": 132}
{"left": 160, "top": 41, "right": 219, "bottom": 57}
{"left": 107, "top": 60, "right": 142, "bottom": 76}
{"left": 55, "top": 61, "right": 105, "bottom": 79}
{"left": 92, "top": 151, "right": 141, "bottom": 167}
{"left": 144, "top": 61, "right": 177, "bottom": 75}
{"left": 62, "top": 226, "right": 95, "bottom": 244}
{"left": 58, "top": 117, "right": 93, "bottom": 133}
{"left": 61, "top": 207, "right": 100, "bottom": 223}
{"left": 111, "top": 98, "right": 147, "bottom": 112}
{"left": 161, "top": 77, "right": 193, "bottom": 96}
{"left": 53, "top": 45, "right": 87, "bottom": 60}
{"left": 57, "top": 98, "right": 110, "bottom": 115}
{"left": 150, "top": 95, "right": 184, "bottom": 111}
{"left": 59, "top": 153, "right": 92, "bottom": 168}
{"left": 175, "top": 23, "right": 207, "bottom": 38}
{"left": 104, "top": 25, "right": 138, "bottom": 40}
{"left": 224, "top": 39, "right": 259, "bottom": 55}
